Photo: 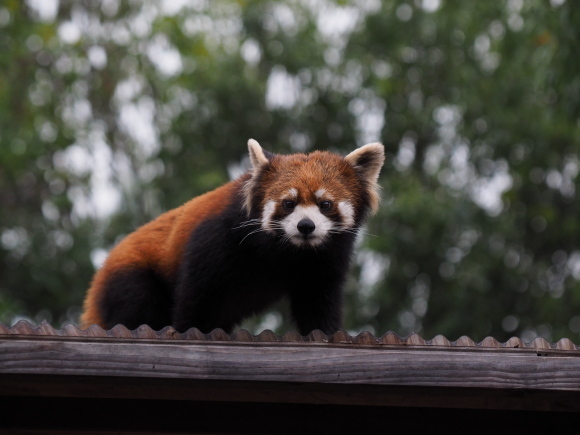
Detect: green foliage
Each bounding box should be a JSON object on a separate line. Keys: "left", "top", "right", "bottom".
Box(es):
{"left": 1, "top": 0, "right": 579, "bottom": 343}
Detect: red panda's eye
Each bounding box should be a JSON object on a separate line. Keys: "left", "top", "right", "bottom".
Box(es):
{"left": 283, "top": 200, "right": 296, "bottom": 210}
{"left": 319, "top": 200, "right": 332, "bottom": 210}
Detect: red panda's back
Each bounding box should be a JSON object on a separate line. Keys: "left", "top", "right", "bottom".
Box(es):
{"left": 80, "top": 178, "right": 242, "bottom": 328}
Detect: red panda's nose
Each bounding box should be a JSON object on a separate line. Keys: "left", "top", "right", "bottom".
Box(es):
{"left": 297, "top": 218, "right": 316, "bottom": 235}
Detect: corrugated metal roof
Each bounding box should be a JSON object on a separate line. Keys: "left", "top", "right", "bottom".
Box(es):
{"left": 1, "top": 320, "right": 578, "bottom": 352}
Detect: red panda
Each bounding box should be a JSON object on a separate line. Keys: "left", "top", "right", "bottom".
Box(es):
{"left": 80, "top": 139, "right": 385, "bottom": 335}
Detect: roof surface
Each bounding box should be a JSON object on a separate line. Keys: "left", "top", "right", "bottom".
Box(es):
{"left": 1, "top": 320, "right": 578, "bottom": 352}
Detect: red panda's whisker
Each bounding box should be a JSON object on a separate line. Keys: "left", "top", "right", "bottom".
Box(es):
{"left": 232, "top": 219, "right": 261, "bottom": 230}
{"left": 238, "top": 228, "right": 269, "bottom": 245}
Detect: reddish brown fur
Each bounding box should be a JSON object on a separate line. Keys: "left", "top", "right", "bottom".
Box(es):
{"left": 80, "top": 179, "right": 242, "bottom": 328}
{"left": 255, "top": 152, "right": 364, "bottom": 209}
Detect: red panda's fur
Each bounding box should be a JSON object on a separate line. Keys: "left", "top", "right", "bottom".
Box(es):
{"left": 80, "top": 140, "right": 384, "bottom": 334}
{"left": 80, "top": 180, "right": 241, "bottom": 328}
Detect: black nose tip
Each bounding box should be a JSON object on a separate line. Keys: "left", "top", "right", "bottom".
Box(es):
{"left": 297, "top": 218, "right": 316, "bottom": 235}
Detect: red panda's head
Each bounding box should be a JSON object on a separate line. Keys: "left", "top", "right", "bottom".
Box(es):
{"left": 243, "top": 139, "right": 384, "bottom": 248}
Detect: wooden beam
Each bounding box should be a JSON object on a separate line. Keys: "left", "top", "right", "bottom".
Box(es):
{"left": 2, "top": 334, "right": 580, "bottom": 412}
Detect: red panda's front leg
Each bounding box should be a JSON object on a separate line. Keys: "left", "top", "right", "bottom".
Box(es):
{"left": 289, "top": 279, "right": 344, "bottom": 336}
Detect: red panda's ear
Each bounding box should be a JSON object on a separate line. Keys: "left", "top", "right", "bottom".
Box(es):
{"left": 243, "top": 139, "right": 270, "bottom": 216}
{"left": 247, "top": 139, "right": 269, "bottom": 169}
{"left": 345, "top": 142, "right": 385, "bottom": 213}
{"left": 345, "top": 142, "right": 385, "bottom": 184}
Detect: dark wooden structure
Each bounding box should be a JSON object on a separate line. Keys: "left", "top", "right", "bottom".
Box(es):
{"left": 2, "top": 320, "right": 580, "bottom": 434}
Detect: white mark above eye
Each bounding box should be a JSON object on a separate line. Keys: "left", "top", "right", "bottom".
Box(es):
{"left": 315, "top": 188, "right": 326, "bottom": 198}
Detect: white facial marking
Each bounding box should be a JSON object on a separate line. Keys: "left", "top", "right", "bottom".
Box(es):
{"left": 261, "top": 200, "right": 276, "bottom": 232}
{"left": 338, "top": 201, "right": 355, "bottom": 228}
{"left": 315, "top": 188, "right": 326, "bottom": 198}
{"left": 287, "top": 188, "right": 298, "bottom": 198}
{"left": 281, "top": 204, "right": 334, "bottom": 247}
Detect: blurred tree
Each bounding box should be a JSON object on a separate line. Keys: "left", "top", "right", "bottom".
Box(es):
{"left": 0, "top": 0, "right": 578, "bottom": 343}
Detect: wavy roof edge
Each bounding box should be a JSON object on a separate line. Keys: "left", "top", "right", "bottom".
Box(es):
{"left": 1, "top": 320, "right": 578, "bottom": 351}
